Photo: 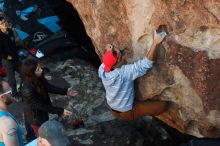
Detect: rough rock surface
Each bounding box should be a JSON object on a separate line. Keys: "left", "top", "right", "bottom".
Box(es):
{"left": 67, "top": 0, "right": 220, "bottom": 137}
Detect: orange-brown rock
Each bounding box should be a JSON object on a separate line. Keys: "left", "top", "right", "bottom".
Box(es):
{"left": 68, "top": 0, "right": 220, "bottom": 138}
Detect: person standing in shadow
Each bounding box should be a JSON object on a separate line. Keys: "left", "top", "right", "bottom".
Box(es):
{"left": 21, "top": 58, "right": 78, "bottom": 136}
{"left": 0, "top": 16, "right": 22, "bottom": 99}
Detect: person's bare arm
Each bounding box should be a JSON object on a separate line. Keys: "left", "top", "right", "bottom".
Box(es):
{"left": 0, "top": 117, "right": 19, "bottom": 146}
{"left": 146, "top": 30, "right": 166, "bottom": 61}
{"left": 2, "top": 81, "right": 11, "bottom": 92}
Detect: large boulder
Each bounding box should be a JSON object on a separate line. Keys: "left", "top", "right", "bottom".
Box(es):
{"left": 67, "top": 0, "right": 220, "bottom": 138}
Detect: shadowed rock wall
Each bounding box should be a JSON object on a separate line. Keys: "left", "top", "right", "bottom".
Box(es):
{"left": 67, "top": 0, "right": 220, "bottom": 138}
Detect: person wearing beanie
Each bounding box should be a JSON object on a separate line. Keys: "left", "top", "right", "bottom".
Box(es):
{"left": 25, "top": 120, "right": 70, "bottom": 146}
{"left": 98, "top": 30, "right": 169, "bottom": 120}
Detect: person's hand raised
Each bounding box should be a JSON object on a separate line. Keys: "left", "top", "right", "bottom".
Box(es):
{"left": 63, "top": 109, "right": 73, "bottom": 116}
{"left": 7, "top": 55, "right": 12, "bottom": 60}
{"left": 153, "top": 30, "right": 166, "bottom": 45}
{"left": 67, "top": 88, "right": 78, "bottom": 97}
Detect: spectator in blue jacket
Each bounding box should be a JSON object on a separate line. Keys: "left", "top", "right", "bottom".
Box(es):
{"left": 25, "top": 120, "right": 70, "bottom": 146}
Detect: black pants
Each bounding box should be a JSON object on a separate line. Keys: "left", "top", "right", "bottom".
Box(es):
{"left": 25, "top": 122, "right": 37, "bottom": 142}
{"left": 2, "top": 59, "right": 21, "bottom": 96}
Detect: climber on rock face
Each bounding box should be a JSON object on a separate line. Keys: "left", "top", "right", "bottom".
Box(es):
{"left": 98, "top": 30, "right": 169, "bottom": 120}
